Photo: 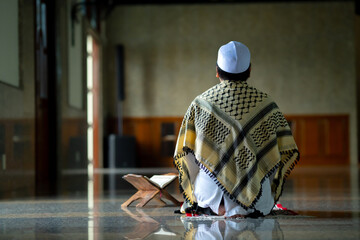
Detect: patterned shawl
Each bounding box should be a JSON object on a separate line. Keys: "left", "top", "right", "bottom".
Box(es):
{"left": 174, "top": 80, "right": 299, "bottom": 209}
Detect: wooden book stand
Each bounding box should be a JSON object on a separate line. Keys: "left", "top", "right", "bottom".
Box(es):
{"left": 121, "top": 173, "right": 181, "bottom": 208}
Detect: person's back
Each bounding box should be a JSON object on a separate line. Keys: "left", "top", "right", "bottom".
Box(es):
{"left": 174, "top": 41, "right": 299, "bottom": 218}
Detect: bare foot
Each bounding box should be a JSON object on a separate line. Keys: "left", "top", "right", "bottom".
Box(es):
{"left": 218, "top": 204, "right": 226, "bottom": 216}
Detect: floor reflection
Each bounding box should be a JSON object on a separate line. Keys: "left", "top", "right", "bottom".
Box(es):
{"left": 0, "top": 167, "right": 357, "bottom": 239}
{"left": 121, "top": 207, "right": 178, "bottom": 239}
{"left": 120, "top": 205, "right": 285, "bottom": 240}
{"left": 181, "top": 218, "right": 283, "bottom": 240}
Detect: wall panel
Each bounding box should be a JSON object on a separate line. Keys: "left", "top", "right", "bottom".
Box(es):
{"left": 287, "top": 115, "right": 349, "bottom": 165}
{"left": 108, "top": 114, "right": 349, "bottom": 168}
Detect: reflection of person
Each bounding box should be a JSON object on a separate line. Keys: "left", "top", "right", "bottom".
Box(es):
{"left": 174, "top": 41, "right": 299, "bottom": 218}
{"left": 182, "top": 218, "right": 283, "bottom": 240}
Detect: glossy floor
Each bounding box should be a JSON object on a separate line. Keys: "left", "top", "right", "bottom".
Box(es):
{"left": 0, "top": 166, "right": 359, "bottom": 239}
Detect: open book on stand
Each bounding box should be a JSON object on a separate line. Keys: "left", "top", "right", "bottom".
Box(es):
{"left": 122, "top": 173, "right": 180, "bottom": 207}
{"left": 144, "top": 174, "right": 178, "bottom": 189}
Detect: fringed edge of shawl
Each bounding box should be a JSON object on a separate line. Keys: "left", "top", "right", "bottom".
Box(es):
{"left": 173, "top": 148, "right": 195, "bottom": 205}
{"left": 249, "top": 148, "right": 300, "bottom": 209}
{"left": 274, "top": 149, "right": 301, "bottom": 204}
{"left": 174, "top": 146, "right": 300, "bottom": 211}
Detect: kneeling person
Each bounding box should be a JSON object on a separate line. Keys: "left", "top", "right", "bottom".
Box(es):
{"left": 173, "top": 41, "right": 299, "bottom": 217}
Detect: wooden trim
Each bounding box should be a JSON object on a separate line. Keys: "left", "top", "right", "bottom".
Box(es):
{"left": 91, "top": 36, "right": 100, "bottom": 169}
{"left": 286, "top": 114, "right": 349, "bottom": 165}
{"left": 107, "top": 114, "right": 350, "bottom": 167}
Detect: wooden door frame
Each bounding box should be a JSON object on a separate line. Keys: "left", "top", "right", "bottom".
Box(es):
{"left": 85, "top": 26, "right": 103, "bottom": 206}
{"left": 85, "top": 25, "right": 102, "bottom": 170}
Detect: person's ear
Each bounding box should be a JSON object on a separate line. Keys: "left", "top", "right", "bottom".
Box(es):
{"left": 216, "top": 67, "right": 219, "bottom": 78}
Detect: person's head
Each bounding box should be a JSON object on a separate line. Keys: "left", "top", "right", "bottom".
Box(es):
{"left": 216, "top": 41, "right": 251, "bottom": 82}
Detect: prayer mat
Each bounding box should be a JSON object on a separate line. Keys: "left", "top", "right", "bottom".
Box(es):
{"left": 180, "top": 209, "right": 300, "bottom": 221}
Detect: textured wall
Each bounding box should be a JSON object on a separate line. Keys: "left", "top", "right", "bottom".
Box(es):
{"left": 0, "top": 0, "right": 35, "bottom": 119}
{"left": 0, "top": 0, "right": 36, "bottom": 197}
{"left": 104, "top": 2, "right": 356, "bottom": 164}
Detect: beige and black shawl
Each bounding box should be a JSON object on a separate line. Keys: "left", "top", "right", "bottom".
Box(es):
{"left": 174, "top": 80, "right": 299, "bottom": 209}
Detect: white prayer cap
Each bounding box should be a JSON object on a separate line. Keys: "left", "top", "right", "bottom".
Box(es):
{"left": 217, "top": 41, "right": 250, "bottom": 74}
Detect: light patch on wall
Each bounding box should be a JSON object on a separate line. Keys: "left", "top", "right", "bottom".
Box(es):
{"left": 67, "top": 0, "right": 83, "bottom": 109}
{"left": 0, "top": 0, "right": 19, "bottom": 87}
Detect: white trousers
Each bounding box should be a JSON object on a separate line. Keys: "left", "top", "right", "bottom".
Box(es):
{"left": 187, "top": 154, "right": 274, "bottom": 216}
{"left": 194, "top": 219, "right": 277, "bottom": 240}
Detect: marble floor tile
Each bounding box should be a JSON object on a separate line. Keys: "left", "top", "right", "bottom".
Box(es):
{"left": 0, "top": 166, "right": 358, "bottom": 239}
